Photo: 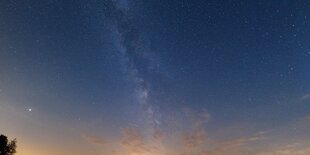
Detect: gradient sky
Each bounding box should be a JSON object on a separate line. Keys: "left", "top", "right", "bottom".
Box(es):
{"left": 1, "top": 0, "right": 310, "bottom": 155}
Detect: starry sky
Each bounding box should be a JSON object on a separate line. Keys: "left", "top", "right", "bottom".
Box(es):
{"left": 1, "top": 0, "right": 310, "bottom": 155}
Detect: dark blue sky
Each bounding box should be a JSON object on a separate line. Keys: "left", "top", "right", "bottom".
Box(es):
{"left": 1, "top": 0, "right": 310, "bottom": 155}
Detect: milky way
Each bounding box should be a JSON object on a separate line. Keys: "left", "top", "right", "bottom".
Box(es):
{"left": 103, "top": 0, "right": 161, "bottom": 129}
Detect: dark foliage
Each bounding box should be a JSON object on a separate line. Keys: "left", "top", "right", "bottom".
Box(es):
{"left": 0, "top": 135, "right": 16, "bottom": 155}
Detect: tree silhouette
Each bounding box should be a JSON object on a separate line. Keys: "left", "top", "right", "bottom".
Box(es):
{"left": 0, "top": 135, "right": 16, "bottom": 155}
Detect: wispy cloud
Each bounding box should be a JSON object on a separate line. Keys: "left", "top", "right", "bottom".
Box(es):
{"left": 120, "top": 127, "right": 166, "bottom": 155}
{"left": 92, "top": 109, "right": 270, "bottom": 155}
{"left": 83, "top": 134, "right": 106, "bottom": 145}
{"left": 256, "top": 143, "right": 310, "bottom": 155}
{"left": 300, "top": 93, "right": 310, "bottom": 101}
{"left": 183, "top": 128, "right": 207, "bottom": 149}
{"left": 121, "top": 127, "right": 150, "bottom": 154}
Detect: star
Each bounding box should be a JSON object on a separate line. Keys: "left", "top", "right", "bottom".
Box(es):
{"left": 27, "top": 108, "right": 32, "bottom": 112}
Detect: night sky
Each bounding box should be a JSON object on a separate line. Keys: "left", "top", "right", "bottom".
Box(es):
{"left": 1, "top": 0, "right": 310, "bottom": 155}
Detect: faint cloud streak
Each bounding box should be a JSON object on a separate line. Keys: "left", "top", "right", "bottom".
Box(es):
{"left": 83, "top": 134, "right": 106, "bottom": 145}
{"left": 300, "top": 93, "right": 310, "bottom": 101}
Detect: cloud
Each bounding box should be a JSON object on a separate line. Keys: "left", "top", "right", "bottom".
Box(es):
{"left": 120, "top": 127, "right": 167, "bottom": 155}
{"left": 152, "top": 128, "right": 165, "bottom": 141}
{"left": 83, "top": 134, "right": 106, "bottom": 145}
{"left": 90, "top": 109, "right": 270, "bottom": 155}
{"left": 178, "top": 109, "right": 266, "bottom": 155}
{"left": 181, "top": 133, "right": 264, "bottom": 155}
{"left": 179, "top": 136, "right": 249, "bottom": 155}
{"left": 178, "top": 109, "right": 263, "bottom": 155}
{"left": 183, "top": 128, "right": 207, "bottom": 149}
{"left": 183, "top": 108, "right": 211, "bottom": 127}
{"left": 179, "top": 109, "right": 210, "bottom": 151}
{"left": 121, "top": 127, "right": 150, "bottom": 154}
{"left": 117, "top": 110, "right": 213, "bottom": 155}
{"left": 256, "top": 143, "right": 310, "bottom": 155}
{"left": 300, "top": 93, "right": 310, "bottom": 101}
